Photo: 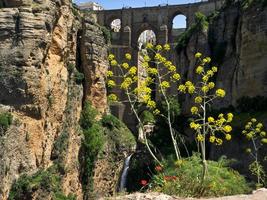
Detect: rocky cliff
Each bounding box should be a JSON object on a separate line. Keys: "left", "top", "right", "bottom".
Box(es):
{"left": 0, "top": 1, "right": 135, "bottom": 200}
{"left": 175, "top": 1, "right": 267, "bottom": 109}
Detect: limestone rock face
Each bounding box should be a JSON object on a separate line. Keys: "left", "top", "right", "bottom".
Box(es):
{"left": 81, "top": 14, "right": 109, "bottom": 114}
{"left": 0, "top": 1, "right": 85, "bottom": 199}
{"left": 176, "top": 3, "right": 267, "bottom": 109}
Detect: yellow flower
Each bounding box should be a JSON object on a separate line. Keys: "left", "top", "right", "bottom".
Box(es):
{"left": 147, "top": 100, "right": 156, "bottom": 109}
{"left": 208, "top": 117, "right": 215, "bottom": 123}
{"left": 216, "top": 138, "right": 223, "bottom": 145}
{"left": 142, "top": 62, "right": 149, "bottom": 68}
{"left": 178, "top": 84, "right": 186, "bottom": 93}
{"left": 256, "top": 123, "right": 263, "bottom": 128}
{"left": 148, "top": 68, "right": 158, "bottom": 75}
{"left": 125, "top": 53, "right": 132, "bottom": 60}
{"left": 202, "top": 58, "right": 208, "bottom": 63}
{"left": 205, "top": 57, "right": 211, "bottom": 63}
{"left": 207, "top": 70, "right": 214, "bottom": 77}
{"left": 110, "top": 60, "right": 118, "bottom": 66}
{"left": 156, "top": 45, "right": 162, "bottom": 51}
{"left": 164, "top": 61, "right": 172, "bottom": 68}
{"left": 107, "top": 70, "right": 113, "bottom": 77}
{"left": 216, "top": 89, "right": 226, "bottom": 98}
{"left": 195, "top": 52, "right": 202, "bottom": 58}
{"left": 191, "top": 106, "right": 199, "bottom": 115}
{"left": 129, "top": 66, "right": 137, "bottom": 75}
{"left": 154, "top": 53, "right": 162, "bottom": 60}
{"left": 108, "top": 54, "right": 115, "bottom": 61}
{"left": 245, "top": 125, "right": 251, "bottom": 130}
{"left": 201, "top": 86, "right": 209, "bottom": 93}
{"left": 196, "top": 134, "right": 204, "bottom": 142}
{"left": 209, "top": 136, "right": 216, "bottom": 143}
{"left": 172, "top": 73, "right": 181, "bottom": 80}
{"left": 107, "top": 80, "right": 116, "bottom": 88}
{"left": 202, "top": 75, "right": 209, "bottom": 82}
{"left": 164, "top": 44, "right": 171, "bottom": 51}
{"left": 225, "top": 134, "right": 232, "bottom": 141}
{"left": 208, "top": 82, "right": 215, "bottom": 89}
{"left": 153, "top": 109, "right": 160, "bottom": 115}
{"left": 260, "top": 131, "right": 266, "bottom": 137}
{"left": 195, "top": 96, "right": 203, "bottom": 104}
{"left": 185, "top": 81, "right": 193, "bottom": 87}
{"left": 251, "top": 118, "right": 257, "bottom": 123}
{"left": 218, "top": 113, "right": 224, "bottom": 118}
{"left": 169, "top": 65, "right": 176, "bottom": 72}
{"left": 196, "top": 66, "right": 204, "bottom": 74}
{"left": 146, "top": 43, "right": 153, "bottom": 49}
{"left": 223, "top": 125, "right": 232, "bottom": 133}
{"left": 160, "top": 81, "right": 170, "bottom": 89}
{"left": 122, "top": 62, "right": 129, "bottom": 69}
{"left": 261, "top": 138, "right": 267, "bottom": 144}
{"left": 142, "top": 94, "right": 151, "bottom": 103}
{"left": 108, "top": 94, "right": 118, "bottom": 102}
{"left": 190, "top": 122, "right": 201, "bottom": 130}
{"left": 188, "top": 85, "right": 195, "bottom": 94}
{"left": 227, "top": 113, "right": 234, "bottom": 122}
{"left": 144, "top": 55, "right": 150, "bottom": 62}
{"left": 212, "top": 66, "right": 218, "bottom": 72}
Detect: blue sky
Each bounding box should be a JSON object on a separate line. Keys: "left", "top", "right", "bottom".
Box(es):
{"left": 73, "top": 0, "right": 201, "bottom": 28}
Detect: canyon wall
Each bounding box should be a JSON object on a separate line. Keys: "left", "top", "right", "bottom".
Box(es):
{"left": 0, "top": 1, "right": 132, "bottom": 199}
{"left": 175, "top": 2, "right": 267, "bottom": 110}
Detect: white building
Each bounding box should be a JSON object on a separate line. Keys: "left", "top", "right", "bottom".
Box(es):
{"left": 79, "top": 2, "right": 103, "bottom": 11}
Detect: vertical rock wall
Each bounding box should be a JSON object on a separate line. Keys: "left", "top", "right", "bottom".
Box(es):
{"left": 176, "top": 3, "right": 267, "bottom": 109}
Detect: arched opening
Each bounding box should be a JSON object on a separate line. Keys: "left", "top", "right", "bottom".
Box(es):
{"left": 110, "top": 19, "right": 121, "bottom": 32}
{"left": 137, "top": 30, "right": 157, "bottom": 100}
{"left": 138, "top": 30, "right": 156, "bottom": 50}
{"left": 172, "top": 14, "right": 187, "bottom": 42}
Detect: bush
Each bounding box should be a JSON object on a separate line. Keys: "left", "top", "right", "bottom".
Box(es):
{"left": 80, "top": 101, "right": 98, "bottom": 130}
{"left": 9, "top": 166, "right": 75, "bottom": 200}
{"left": 0, "top": 112, "right": 12, "bottom": 135}
{"left": 149, "top": 153, "right": 251, "bottom": 197}
{"left": 74, "top": 71, "right": 84, "bottom": 84}
{"left": 176, "top": 12, "right": 208, "bottom": 52}
{"left": 101, "top": 114, "right": 122, "bottom": 130}
{"left": 140, "top": 110, "right": 155, "bottom": 125}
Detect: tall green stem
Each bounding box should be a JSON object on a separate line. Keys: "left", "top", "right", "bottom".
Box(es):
{"left": 157, "top": 69, "right": 181, "bottom": 161}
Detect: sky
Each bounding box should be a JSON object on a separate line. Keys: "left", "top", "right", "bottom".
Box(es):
{"left": 73, "top": 0, "right": 202, "bottom": 28}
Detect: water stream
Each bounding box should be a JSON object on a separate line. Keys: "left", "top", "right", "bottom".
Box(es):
{"left": 119, "top": 154, "right": 133, "bottom": 192}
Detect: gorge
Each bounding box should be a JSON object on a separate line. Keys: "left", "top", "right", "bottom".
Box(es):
{"left": 0, "top": 0, "right": 267, "bottom": 200}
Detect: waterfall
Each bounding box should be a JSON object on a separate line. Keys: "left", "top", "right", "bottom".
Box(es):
{"left": 119, "top": 154, "right": 133, "bottom": 192}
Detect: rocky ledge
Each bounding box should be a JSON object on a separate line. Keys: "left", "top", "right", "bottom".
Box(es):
{"left": 102, "top": 188, "right": 267, "bottom": 200}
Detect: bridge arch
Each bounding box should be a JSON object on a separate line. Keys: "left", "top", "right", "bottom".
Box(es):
{"left": 133, "top": 23, "right": 159, "bottom": 49}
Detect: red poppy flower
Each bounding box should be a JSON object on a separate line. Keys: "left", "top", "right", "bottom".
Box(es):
{"left": 140, "top": 179, "right": 148, "bottom": 186}
{"left": 164, "top": 176, "right": 177, "bottom": 181}
{"left": 155, "top": 165, "right": 163, "bottom": 172}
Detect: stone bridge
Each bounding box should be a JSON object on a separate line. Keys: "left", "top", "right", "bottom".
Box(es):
{"left": 94, "top": 0, "right": 224, "bottom": 131}
{"left": 96, "top": 0, "right": 224, "bottom": 47}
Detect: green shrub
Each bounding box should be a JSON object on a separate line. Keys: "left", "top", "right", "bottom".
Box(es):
{"left": 9, "top": 166, "right": 75, "bottom": 200}
{"left": 74, "top": 71, "right": 84, "bottom": 84}
{"left": 79, "top": 101, "right": 105, "bottom": 191}
{"left": 0, "top": 112, "right": 13, "bottom": 135}
{"left": 101, "top": 114, "right": 122, "bottom": 130}
{"left": 140, "top": 110, "right": 155, "bottom": 125}
{"left": 149, "top": 154, "right": 251, "bottom": 197}
{"left": 100, "top": 26, "right": 111, "bottom": 44}
{"left": 80, "top": 101, "right": 98, "bottom": 130}
{"left": 176, "top": 12, "right": 208, "bottom": 52}
{"left": 83, "top": 123, "right": 105, "bottom": 157}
